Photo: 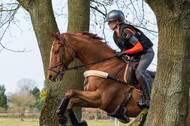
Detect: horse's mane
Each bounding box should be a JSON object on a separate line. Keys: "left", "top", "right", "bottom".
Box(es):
{"left": 65, "top": 31, "right": 109, "bottom": 45}
{"left": 63, "top": 31, "right": 114, "bottom": 52}
{"left": 81, "top": 31, "right": 104, "bottom": 41}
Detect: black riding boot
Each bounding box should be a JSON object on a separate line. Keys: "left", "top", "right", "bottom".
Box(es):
{"left": 137, "top": 75, "right": 151, "bottom": 108}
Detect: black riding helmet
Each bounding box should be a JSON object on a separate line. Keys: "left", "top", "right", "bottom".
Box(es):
{"left": 104, "top": 10, "right": 125, "bottom": 22}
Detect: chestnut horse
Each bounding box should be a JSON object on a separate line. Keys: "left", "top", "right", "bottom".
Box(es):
{"left": 48, "top": 32, "right": 152, "bottom": 125}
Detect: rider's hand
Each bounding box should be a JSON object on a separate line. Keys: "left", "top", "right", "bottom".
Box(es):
{"left": 115, "top": 51, "right": 126, "bottom": 58}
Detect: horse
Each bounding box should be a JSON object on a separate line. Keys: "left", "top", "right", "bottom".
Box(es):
{"left": 47, "top": 31, "right": 155, "bottom": 126}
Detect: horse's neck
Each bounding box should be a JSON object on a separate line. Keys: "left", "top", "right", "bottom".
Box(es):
{"left": 71, "top": 35, "right": 116, "bottom": 69}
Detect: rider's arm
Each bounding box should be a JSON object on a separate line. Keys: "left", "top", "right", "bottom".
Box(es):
{"left": 122, "top": 28, "right": 143, "bottom": 55}
{"left": 125, "top": 41, "right": 143, "bottom": 54}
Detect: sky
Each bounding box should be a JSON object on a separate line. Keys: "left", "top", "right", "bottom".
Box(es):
{"left": 0, "top": 0, "right": 158, "bottom": 95}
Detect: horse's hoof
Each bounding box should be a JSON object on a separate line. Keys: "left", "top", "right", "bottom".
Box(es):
{"left": 78, "top": 120, "right": 88, "bottom": 126}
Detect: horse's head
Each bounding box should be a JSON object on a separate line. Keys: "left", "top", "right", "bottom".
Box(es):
{"left": 47, "top": 32, "right": 75, "bottom": 82}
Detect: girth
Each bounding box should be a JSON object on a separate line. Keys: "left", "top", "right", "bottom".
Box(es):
{"left": 107, "top": 87, "right": 134, "bottom": 123}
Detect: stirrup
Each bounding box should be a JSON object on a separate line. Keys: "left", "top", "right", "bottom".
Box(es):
{"left": 137, "top": 92, "right": 150, "bottom": 109}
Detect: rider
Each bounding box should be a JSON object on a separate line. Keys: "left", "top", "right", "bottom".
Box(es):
{"left": 105, "top": 10, "right": 154, "bottom": 108}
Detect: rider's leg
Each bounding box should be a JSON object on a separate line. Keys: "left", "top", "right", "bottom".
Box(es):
{"left": 137, "top": 75, "right": 151, "bottom": 106}
{"left": 136, "top": 48, "right": 154, "bottom": 107}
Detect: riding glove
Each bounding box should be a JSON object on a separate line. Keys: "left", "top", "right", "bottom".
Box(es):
{"left": 115, "top": 51, "right": 126, "bottom": 58}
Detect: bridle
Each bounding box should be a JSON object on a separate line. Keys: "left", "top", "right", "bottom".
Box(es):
{"left": 48, "top": 34, "right": 73, "bottom": 76}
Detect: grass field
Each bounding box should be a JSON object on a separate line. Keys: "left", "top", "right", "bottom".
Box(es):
{"left": 0, "top": 117, "right": 39, "bottom": 126}
{"left": 0, "top": 117, "right": 131, "bottom": 126}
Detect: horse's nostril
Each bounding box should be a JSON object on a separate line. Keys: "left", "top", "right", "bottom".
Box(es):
{"left": 48, "top": 75, "right": 53, "bottom": 80}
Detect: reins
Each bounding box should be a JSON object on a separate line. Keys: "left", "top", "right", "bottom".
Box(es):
{"left": 65, "top": 55, "right": 116, "bottom": 71}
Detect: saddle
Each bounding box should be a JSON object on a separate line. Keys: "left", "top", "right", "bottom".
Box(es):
{"left": 124, "top": 58, "right": 156, "bottom": 89}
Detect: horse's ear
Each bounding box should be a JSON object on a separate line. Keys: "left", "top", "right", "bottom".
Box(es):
{"left": 48, "top": 32, "right": 57, "bottom": 39}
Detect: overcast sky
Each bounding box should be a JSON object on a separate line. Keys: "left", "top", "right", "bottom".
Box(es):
{"left": 0, "top": 0, "right": 158, "bottom": 94}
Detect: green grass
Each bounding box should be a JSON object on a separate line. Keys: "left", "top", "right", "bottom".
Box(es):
{"left": 87, "top": 120, "right": 130, "bottom": 126}
{"left": 0, "top": 117, "right": 39, "bottom": 126}
{"left": 0, "top": 117, "right": 131, "bottom": 126}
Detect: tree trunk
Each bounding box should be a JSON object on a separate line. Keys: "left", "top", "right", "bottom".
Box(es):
{"left": 144, "top": 1, "right": 190, "bottom": 125}
{"left": 20, "top": 112, "right": 24, "bottom": 121}
{"left": 17, "top": 0, "right": 58, "bottom": 76}
{"left": 60, "top": 0, "right": 90, "bottom": 125}
{"left": 67, "top": 0, "right": 90, "bottom": 32}
{"left": 16, "top": 0, "right": 90, "bottom": 126}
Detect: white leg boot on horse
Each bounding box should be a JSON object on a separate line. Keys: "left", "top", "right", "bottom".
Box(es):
{"left": 137, "top": 75, "right": 151, "bottom": 108}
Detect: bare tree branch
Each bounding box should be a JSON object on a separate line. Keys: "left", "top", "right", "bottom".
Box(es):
{"left": 90, "top": 5, "right": 106, "bottom": 16}
{"left": 0, "top": 1, "right": 29, "bottom": 52}
{"left": 90, "top": 0, "right": 108, "bottom": 15}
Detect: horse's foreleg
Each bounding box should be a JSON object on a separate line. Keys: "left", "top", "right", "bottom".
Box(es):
{"left": 56, "top": 98, "right": 70, "bottom": 126}
{"left": 67, "top": 98, "right": 91, "bottom": 126}
{"left": 65, "top": 90, "right": 102, "bottom": 110}
{"left": 64, "top": 89, "right": 101, "bottom": 100}
{"left": 67, "top": 98, "right": 102, "bottom": 110}
{"left": 65, "top": 89, "right": 113, "bottom": 110}
{"left": 68, "top": 110, "right": 87, "bottom": 126}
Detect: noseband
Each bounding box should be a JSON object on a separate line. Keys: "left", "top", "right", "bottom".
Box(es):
{"left": 48, "top": 34, "right": 73, "bottom": 76}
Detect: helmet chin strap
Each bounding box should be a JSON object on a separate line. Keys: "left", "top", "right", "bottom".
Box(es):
{"left": 113, "top": 24, "right": 119, "bottom": 31}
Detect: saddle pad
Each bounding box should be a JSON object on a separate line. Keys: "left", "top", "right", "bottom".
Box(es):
{"left": 84, "top": 70, "right": 109, "bottom": 78}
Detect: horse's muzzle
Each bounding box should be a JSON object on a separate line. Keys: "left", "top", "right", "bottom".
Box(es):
{"left": 48, "top": 74, "right": 56, "bottom": 82}
{"left": 47, "top": 74, "right": 63, "bottom": 82}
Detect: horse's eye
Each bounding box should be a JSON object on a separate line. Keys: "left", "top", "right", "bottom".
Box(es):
{"left": 54, "top": 50, "right": 59, "bottom": 54}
